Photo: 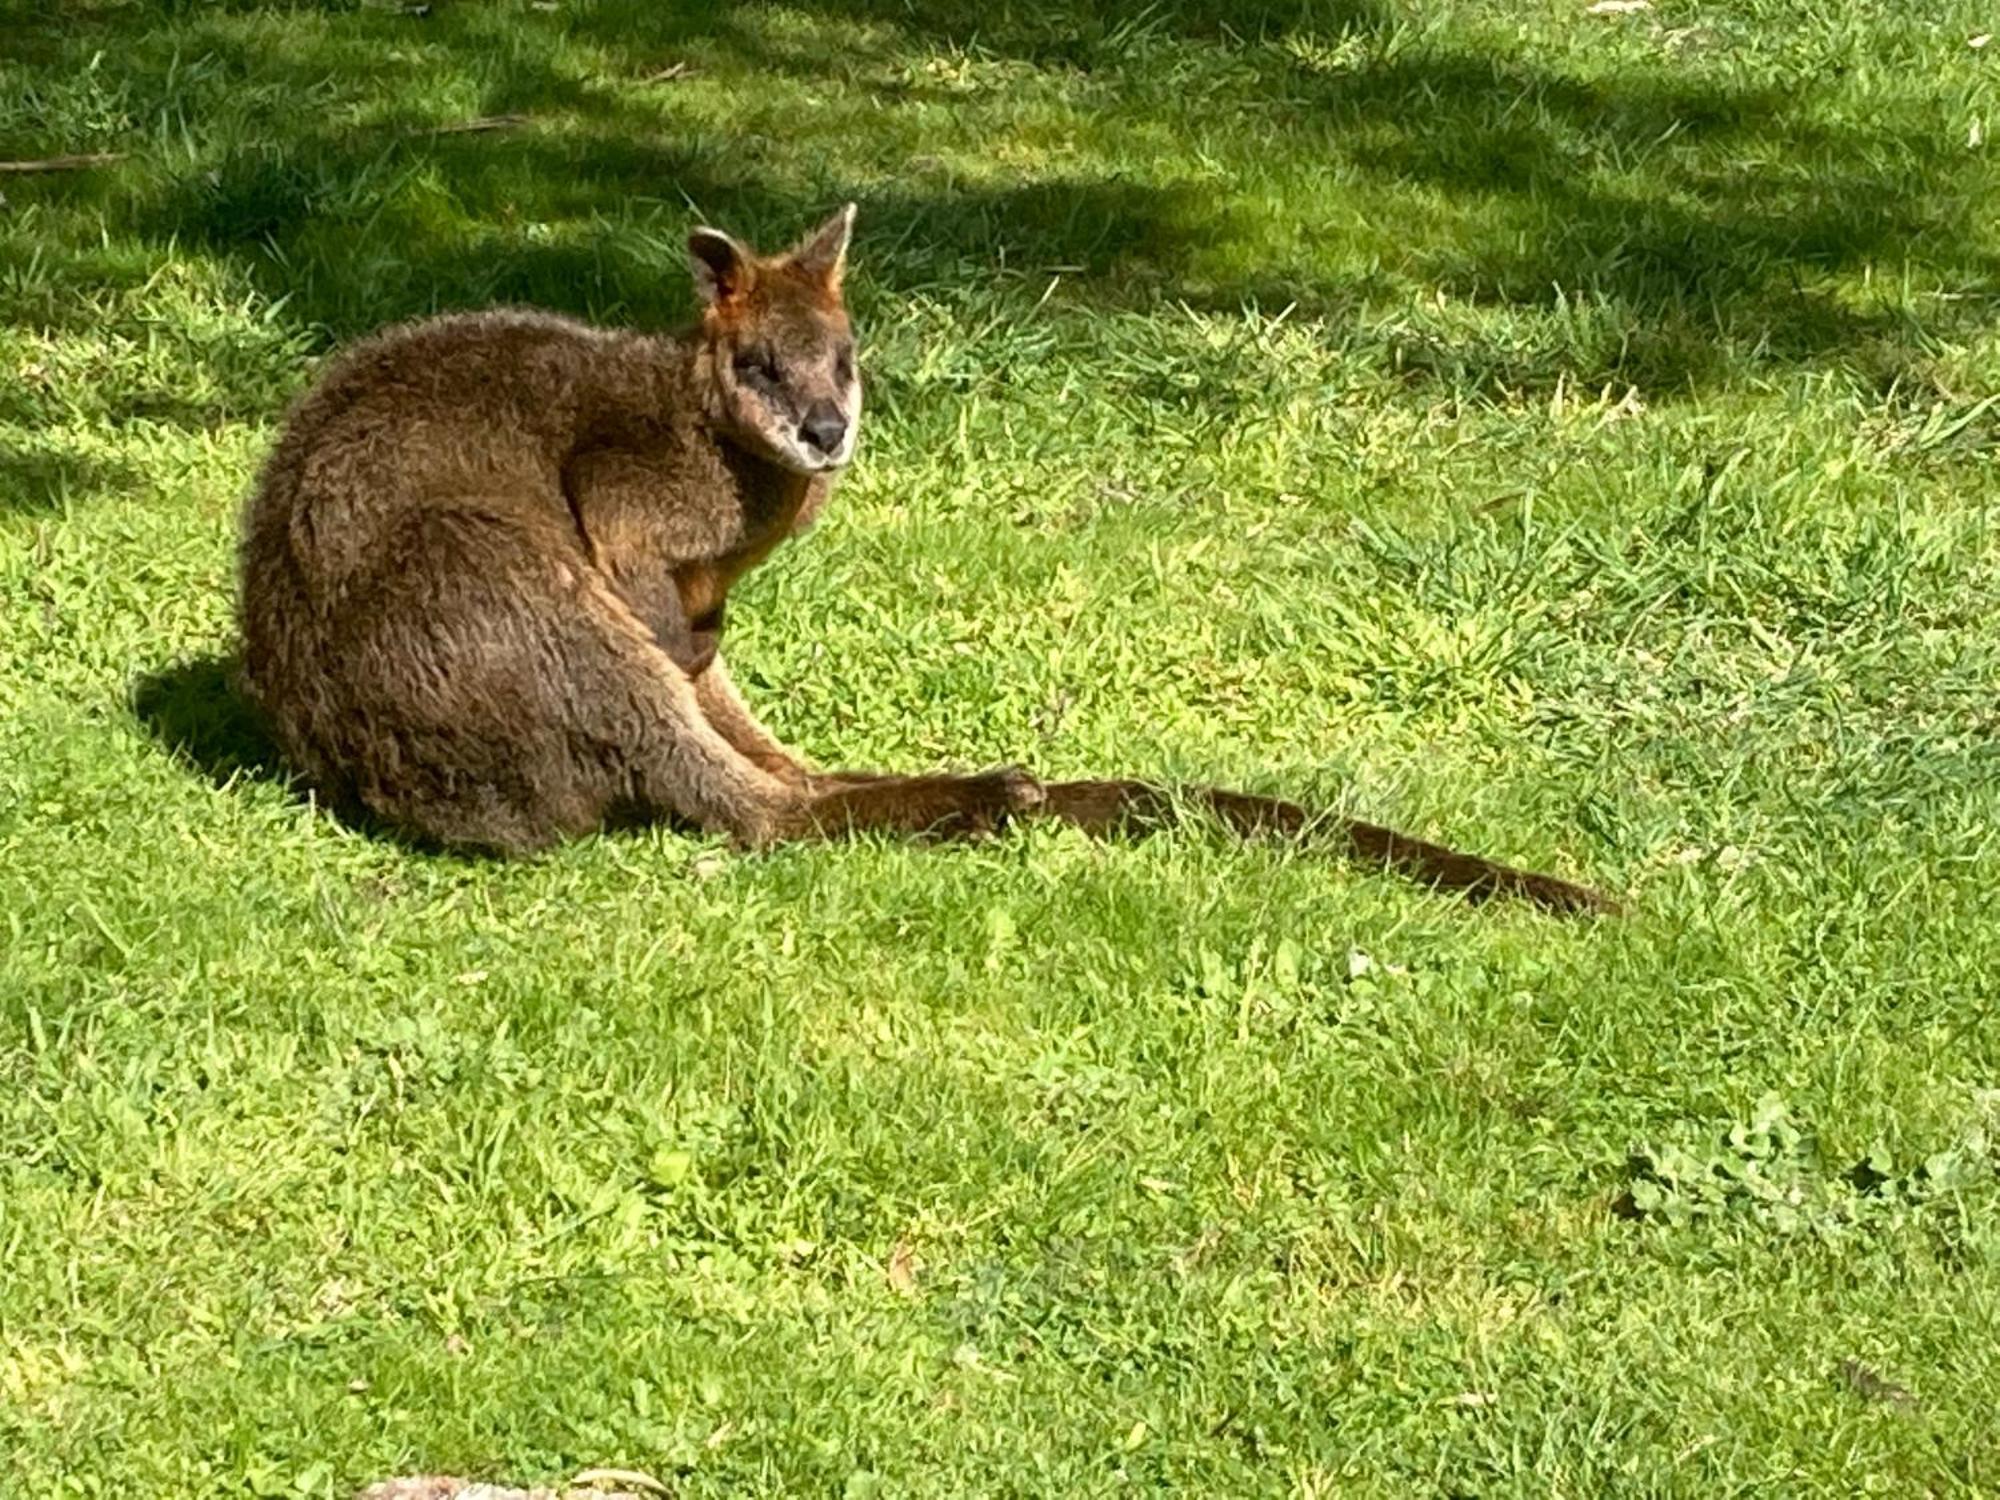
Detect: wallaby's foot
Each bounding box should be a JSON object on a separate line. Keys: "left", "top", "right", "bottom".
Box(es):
{"left": 1036, "top": 778, "right": 1175, "bottom": 836}
{"left": 799, "top": 765, "right": 1044, "bottom": 841}
{"left": 803, "top": 768, "right": 899, "bottom": 794}
{"left": 1035, "top": 779, "right": 1309, "bottom": 839}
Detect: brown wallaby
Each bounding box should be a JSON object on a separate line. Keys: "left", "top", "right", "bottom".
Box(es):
{"left": 240, "top": 205, "right": 1045, "bottom": 851}
{"left": 238, "top": 207, "right": 1614, "bottom": 914}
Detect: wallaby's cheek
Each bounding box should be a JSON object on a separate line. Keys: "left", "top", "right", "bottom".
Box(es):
{"left": 744, "top": 391, "right": 790, "bottom": 445}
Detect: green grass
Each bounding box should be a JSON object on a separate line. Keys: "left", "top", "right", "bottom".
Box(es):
{"left": 3, "top": 0, "right": 2000, "bottom": 1493}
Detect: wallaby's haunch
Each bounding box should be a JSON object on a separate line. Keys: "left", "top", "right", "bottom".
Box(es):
{"left": 239, "top": 207, "right": 1615, "bottom": 914}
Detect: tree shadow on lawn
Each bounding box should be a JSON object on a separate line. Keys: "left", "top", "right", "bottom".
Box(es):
{"left": 0, "top": 0, "right": 1987, "bottom": 400}
{"left": 573, "top": 0, "right": 2000, "bottom": 392}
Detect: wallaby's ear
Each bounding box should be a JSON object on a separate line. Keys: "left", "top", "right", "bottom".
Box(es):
{"left": 789, "top": 203, "right": 856, "bottom": 288}
{"left": 688, "top": 226, "right": 755, "bottom": 305}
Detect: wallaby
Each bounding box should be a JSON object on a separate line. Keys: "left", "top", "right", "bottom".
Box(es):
{"left": 240, "top": 206, "right": 1042, "bottom": 852}
{"left": 238, "top": 207, "right": 1614, "bottom": 914}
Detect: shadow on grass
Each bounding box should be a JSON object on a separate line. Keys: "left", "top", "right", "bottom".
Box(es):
{"left": 130, "top": 656, "right": 286, "bottom": 789}
{"left": 2, "top": 0, "right": 1993, "bottom": 403}
{"left": 129, "top": 655, "right": 482, "bottom": 853}
{"left": 130, "top": 654, "right": 683, "bottom": 851}
{"left": 0, "top": 441, "right": 145, "bottom": 514}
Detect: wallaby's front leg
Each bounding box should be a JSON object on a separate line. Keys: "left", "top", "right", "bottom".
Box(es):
{"left": 613, "top": 624, "right": 1040, "bottom": 843}
{"left": 694, "top": 654, "right": 817, "bottom": 787}
{"left": 696, "top": 651, "right": 912, "bottom": 795}
{"left": 566, "top": 449, "right": 736, "bottom": 678}
{"left": 612, "top": 654, "right": 802, "bottom": 848}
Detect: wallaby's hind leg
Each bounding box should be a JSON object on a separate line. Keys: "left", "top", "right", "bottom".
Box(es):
{"left": 562, "top": 616, "right": 807, "bottom": 846}
{"left": 689, "top": 651, "right": 1004, "bottom": 815}
{"left": 289, "top": 511, "right": 796, "bottom": 851}
{"left": 612, "top": 650, "right": 1042, "bottom": 844}
{"left": 621, "top": 651, "right": 1042, "bottom": 842}
{"left": 1036, "top": 779, "right": 1617, "bottom": 915}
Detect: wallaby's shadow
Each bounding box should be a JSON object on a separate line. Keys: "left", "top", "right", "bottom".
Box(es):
{"left": 129, "top": 653, "right": 683, "bottom": 851}
{"left": 128, "top": 655, "right": 453, "bottom": 850}
{"left": 0, "top": 441, "right": 145, "bottom": 515}
{"left": 131, "top": 656, "right": 287, "bottom": 790}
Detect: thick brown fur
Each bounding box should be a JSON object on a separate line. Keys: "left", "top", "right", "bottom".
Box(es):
{"left": 240, "top": 206, "right": 1037, "bottom": 852}
{"left": 240, "top": 208, "right": 1614, "bottom": 913}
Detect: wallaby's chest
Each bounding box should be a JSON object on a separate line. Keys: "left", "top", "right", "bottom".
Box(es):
{"left": 671, "top": 470, "right": 823, "bottom": 627}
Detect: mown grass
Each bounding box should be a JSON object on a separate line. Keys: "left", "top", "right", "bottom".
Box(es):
{"left": 3, "top": 1, "right": 1999, "bottom": 1494}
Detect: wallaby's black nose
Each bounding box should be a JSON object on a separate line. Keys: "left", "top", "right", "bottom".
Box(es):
{"left": 799, "top": 403, "right": 848, "bottom": 457}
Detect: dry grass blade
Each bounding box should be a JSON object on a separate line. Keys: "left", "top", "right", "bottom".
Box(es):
{"left": 0, "top": 152, "right": 125, "bottom": 174}
{"left": 428, "top": 114, "right": 533, "bottom": 135}
{"left": 887, "top": 1238, "right": 920, "bottom": 1295}
{"left": 1838, "top": 1360, "right": 1921, "bottom": 1414}
{"left": 570, "top": 1470, "right": 669, "bottom": 1495}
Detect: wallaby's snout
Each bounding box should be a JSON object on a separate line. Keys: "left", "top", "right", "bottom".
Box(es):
{"left": 800, "top": 400, "right": 849, "bottom": 461}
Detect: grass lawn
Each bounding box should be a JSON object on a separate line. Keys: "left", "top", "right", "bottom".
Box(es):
{"left": 4, "top": 0, "right": 2000, "bottom": 1492}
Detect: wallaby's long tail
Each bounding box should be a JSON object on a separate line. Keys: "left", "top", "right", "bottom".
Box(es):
{"left": 1035, "top": 778, "right": 1619, "bottom": 916}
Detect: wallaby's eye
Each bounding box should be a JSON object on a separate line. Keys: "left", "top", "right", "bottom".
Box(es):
{"left": 732, "top": 347, "right": 781, "bottom": 386}
{"left": 834, "top": 346, "right": 856, "bottom": 384}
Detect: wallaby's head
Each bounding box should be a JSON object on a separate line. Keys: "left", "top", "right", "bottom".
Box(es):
{"left": 689, "top": 205, "right": 861, "bottom": 475}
